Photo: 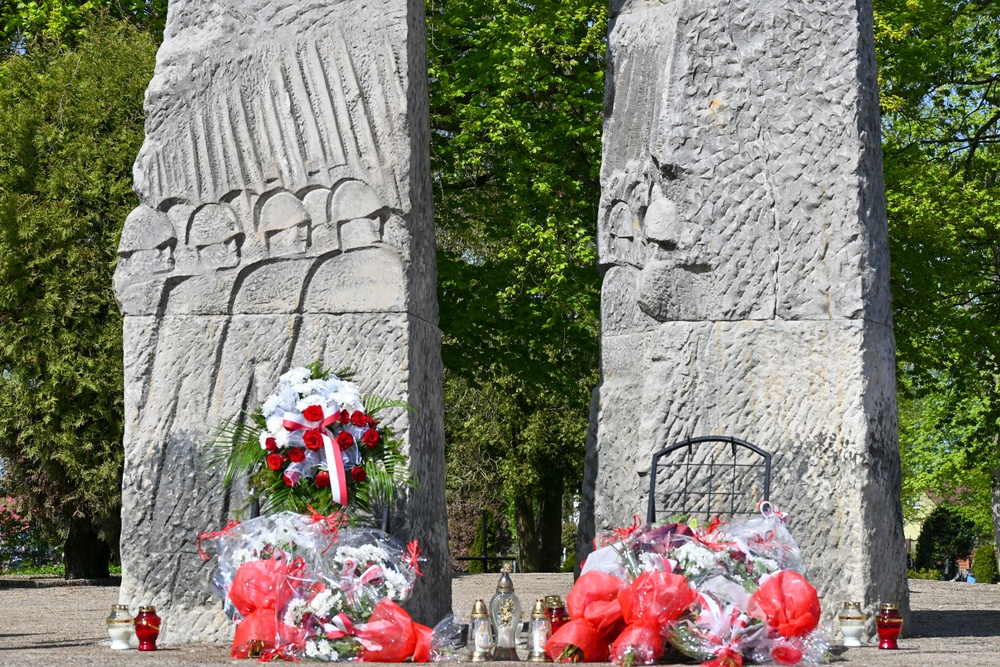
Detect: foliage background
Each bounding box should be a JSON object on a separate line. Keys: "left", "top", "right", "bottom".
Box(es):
{"left": 875, "top": 0, "right": 1000, "bottom": 557}
{"left": 0, "top": 11, "right": 158, "bottom": 574}
{"left": 428, "top": 0, "right": 606, "bottom": 571}
{"left": 0, "top": 0, "right": 998, "bottom": 575}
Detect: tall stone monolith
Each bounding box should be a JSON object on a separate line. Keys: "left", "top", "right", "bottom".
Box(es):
{"left": 114, "top": 0, "right": 448, "bottom": 641}
{"left": 581, "top": 0, "right": 908, "bottom": 619}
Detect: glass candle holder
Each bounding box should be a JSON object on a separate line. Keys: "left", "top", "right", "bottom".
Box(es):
{"left": 837, "top": 601, "right": 866, "bottom": 647}
{"left": 105, "top": 604, "right": 134, "bottom": 650}
{"left": 489, "top": 573, "right": 522, "bottom": 661}
{"left": 134, "top": 605, "right": 161, "bottom": 651}
{"left": 544, "top": 595, "right": 569, "bottom": 634}
{"left": 875, "top": 603, "right": 903, "bottom": 649}
{"left": 527, "top": 599, "right": 552, "bottom": 662}
{"left": 471, "top": 598, "right": 495, "bottom": 662}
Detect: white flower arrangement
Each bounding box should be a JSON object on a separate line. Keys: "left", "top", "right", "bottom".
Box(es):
{"left": 209, "top": 362, "right": 414, "bottom": 518}
{"left": 305, "top": 638, "right": 340, "bottom": 661}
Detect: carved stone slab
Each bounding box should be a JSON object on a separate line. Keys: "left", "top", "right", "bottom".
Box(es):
{"left": 581, "top": 0, "right": 908, "bottom": 620}
{"left": 114, "top": 0, "right": 448, "bottom": 642}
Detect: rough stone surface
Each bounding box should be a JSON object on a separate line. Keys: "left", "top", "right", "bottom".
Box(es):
{"left": 114, "top": 0, "right": 449, "bottom": 642}
{"left": 581, "top": 0, "right": 908, "bottom": 622}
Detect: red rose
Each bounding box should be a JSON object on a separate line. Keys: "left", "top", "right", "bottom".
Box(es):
{"left": 351, "top": 410, "right": 368, "bottom": 427}
{"left": 302, "top": 405, "right": 324, "bottom": 422}
{"left": 264, "top": 437, "right": 278, "bottom": 451}
{"left": 336, "top": 431, "right": 355, "bottom": 449}
{"left": 266, "top": 453, "right": 284, "bottom": 471}
{"left": 351, "top": 466, "right": 367, "bottom": 482}
{"left": 315, "top": 471, "right": 331, "bottom": 489}
{"left": 752, "top": 570, "right": 821, "bottom": 638}
{"left": 362, "top": 428, "right": 380, "bottom": 448}
{"left": 339, "top": 410, "right": 351, "bottom": 423}
{"left": 283, "top": 472, "right": 298, "bottom": 486}
{"left": 303, "top": 429, "right": 324, "bottom": 450}
{"left": 366, "top": 415, "right": 377, "bottom": 428}
{"left": 287, "top": 447, "right": 306, "bottom": 463}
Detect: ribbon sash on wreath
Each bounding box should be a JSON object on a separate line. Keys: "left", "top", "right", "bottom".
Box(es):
{"left": 283, "top": 409, "right": 350, "bottom": 506}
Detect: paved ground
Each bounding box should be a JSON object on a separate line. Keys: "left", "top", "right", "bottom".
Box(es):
{"left": 0, "top": 576, "right": 998, "bottom": 665}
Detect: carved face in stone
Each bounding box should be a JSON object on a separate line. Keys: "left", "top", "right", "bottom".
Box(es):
{"left": 117, "top": 205, "right": 177, "bottom": 279}
{"left": 258, "top": 192, "right": 310, "bottom": 256}
{"left": 187, "top": 204, "right": 244, "bottom": 270}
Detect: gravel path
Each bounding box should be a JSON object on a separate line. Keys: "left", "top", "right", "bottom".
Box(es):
{"left": 0, "top": 576, "right": 998, "bottom": 665}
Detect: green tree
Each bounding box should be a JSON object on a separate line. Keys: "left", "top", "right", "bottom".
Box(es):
{"left": 0, "top": 18, "right": 157, "bottom": 577}
{"left": 970, "top": 542, "right": 999, "bottom": 583}
{"left": 875, "top": 0, "right": 1000, "bottom": 555}
{"left": 429, "top": 0, "right": 607, "bottom": 571}
{"left": 1, "top": 1, "right": 166, "bottom": 54}
{"left": 914, "top": 504, "right": 978, "bottom": 572}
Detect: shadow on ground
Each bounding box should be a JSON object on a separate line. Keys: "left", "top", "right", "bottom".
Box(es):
{"left": 909, "top": 610, "right": 1000, "bottom": 637}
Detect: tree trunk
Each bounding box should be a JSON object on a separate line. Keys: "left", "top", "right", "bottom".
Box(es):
{"left": 64, "top": 515, "right": 111, "bottom": 580}
{"left": 537, "top": 477, "right": 564, "bottom": 571}
{"left": 514, "top": 493, "right": 540, "bottom": 572}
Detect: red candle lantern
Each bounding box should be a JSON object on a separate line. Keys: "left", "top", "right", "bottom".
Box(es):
{"left": 875, "top": 603, "right": 903, "bottom": 649}
{"left": 545, "top": 595, "right": 569, "bottom": 633}
{"left": 134, "top": 605, "right": 161, "bottom": 651}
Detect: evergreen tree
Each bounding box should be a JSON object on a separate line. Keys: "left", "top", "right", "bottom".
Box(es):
{"left": 0, "top": 17, "right": 157, "bottom": 577}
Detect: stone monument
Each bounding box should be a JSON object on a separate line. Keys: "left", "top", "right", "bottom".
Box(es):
{"left": 580, "top": 0, "right": 908, "bottom": 618}
{"left": 114, "top": 0, "right": 448, "bottom": 641}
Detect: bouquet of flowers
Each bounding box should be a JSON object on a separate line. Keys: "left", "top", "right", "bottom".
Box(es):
{"left": 198, "top": 511, "right": 342, "bottom": 658}
{"left": 208, "top": 363, "right": 413, "bottom": 519}
{"left": 552, "top": 505, "right": 830, "bottom": 667}
{"left": 282, "top": 529, "right": 422, "bottom": 660}
{"left": 200, "top": 511, "right": 464, "bottom": 662}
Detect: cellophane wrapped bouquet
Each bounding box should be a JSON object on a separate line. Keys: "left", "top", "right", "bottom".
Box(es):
{"left": 546, "top": 505, "right": 830, "bottom": 667}
{"left": 200, "top": 511, "right": 463, "bottom": 661}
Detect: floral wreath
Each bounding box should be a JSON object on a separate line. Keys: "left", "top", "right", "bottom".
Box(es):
{"left": 209, "top": 362, "right": 413, "bottom": 519}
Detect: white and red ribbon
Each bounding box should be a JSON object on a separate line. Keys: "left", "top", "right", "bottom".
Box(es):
{"left": 324, "top": 612, "right": 356, "bottom": 639}
{"left": 283, "top": 409, "right": 349, "bottom": 506}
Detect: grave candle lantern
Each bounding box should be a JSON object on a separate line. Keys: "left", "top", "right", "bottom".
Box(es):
{"left": 489, "top": 572, "right": 522, "bottom": 661}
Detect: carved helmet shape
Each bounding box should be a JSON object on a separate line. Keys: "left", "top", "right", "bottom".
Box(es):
{"left": 118, "top": 205, "right": 176, "bottom": 275}
{"left": 188, "top": 204, "right": 243, "bottom": 269}
{"left": 258, "top": 191, "right": 310, "bottom": 253}
{"left": 330, "top": 180, "right": 383, "bottom": 223}
{"left": 188, "top": 203, "right": 241, "bottom": 247}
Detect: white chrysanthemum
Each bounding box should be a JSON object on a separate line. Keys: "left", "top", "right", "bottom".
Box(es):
{"left": 305, "top": 639, "right": 338, "bottom": 661}
{"left": 261, "top": 394, "right": 282, "bottom": 417}
{"left": 639, "top": 552, "right": 669, "bottom": 572}
{"left": 381, "top": 567, "right": 413, "bottom": 600}
{"left": 325, "top": 380, "right": 363, "bottom": 411}
{"left": 231, "top": 548, "right": 255, "bottom": 568}
{"left": 274, "top": 429, "right": 292, "bottom": 447}
{"left": 261, "top": 385, "right": 299, "bottom": 419}
{"left": 283, "top": 598, "right": 308, "bottom": 626}
{"left": 309, "top": 589, "right": 335, "bottom": 616}
{"left": 674, "top": 541, "right": 718, "bottom": 572}
{"left": 294, "top": 379, "right": 329, "bottom": 397}
{"left": 295, "top": 394, "right": 329, "bottom": 413}
{"left": 259, "top": 432, "right": 271, "bottom": 450}
{"left": 265, "top": 415, "right": 284, "bottom": 434}
{"left": 280, "top": 367, "right": 312, "bottom": 385}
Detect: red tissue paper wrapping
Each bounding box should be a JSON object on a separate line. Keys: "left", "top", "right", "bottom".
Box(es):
{"left": 228, "top": 557, "right": 307, "bottom": 658}
{"left": 751, "top": 570, "right": 821, "bottom": 638}
{"left": 355, "top": 599, "right": 433, "bottom": 662}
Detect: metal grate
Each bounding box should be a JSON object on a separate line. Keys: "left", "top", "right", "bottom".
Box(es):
{"left": 646, "top": 435, "right": 771, "bottom": 525}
